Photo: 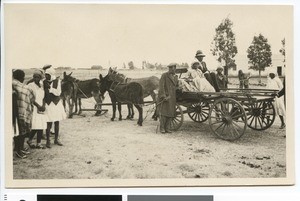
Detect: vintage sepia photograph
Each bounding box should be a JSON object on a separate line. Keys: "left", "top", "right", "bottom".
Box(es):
{"left": 3, "top": 3, "right": 294, "bottom": 187}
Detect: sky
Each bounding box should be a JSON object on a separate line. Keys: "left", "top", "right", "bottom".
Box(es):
{"left": 3, "top": 3, "right": 293, "bottom": 70}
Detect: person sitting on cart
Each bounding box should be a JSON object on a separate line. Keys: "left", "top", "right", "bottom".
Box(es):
{"left": 157, "top": 63, "right": 178, "bottom": 134}
{"left": 185, "top": 62, "right": 215, "bottom": 92}
{"left": 195, "top": 50, "right": 220, "bottom": 92}
{"left": 216, "top": 67, "right": 228, "bottom": 90}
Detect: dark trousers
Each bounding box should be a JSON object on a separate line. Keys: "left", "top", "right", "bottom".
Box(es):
{"left": 14, "top": 135, "right": 25, "bottom": 153}
{"left": 46, "top": 121, "right": 59, "bottom": 142}
{"left": 159, "top": 115, "right": 172, "bottom": 132}
{"left": 28, "top": 130, "right": 43, "bottom": 144}
{"left": 205, "top": 72, "right": 220, "bottom": 92}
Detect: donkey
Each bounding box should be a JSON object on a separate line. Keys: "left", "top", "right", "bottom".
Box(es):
{"left": 61, "top": 72, "right": 104, "bottom": 117}
{"left": 108, "top": 67, "right": 159, "bottom": 120}
{"left": 99, "top": 71, "right": 144, "bottom": 126}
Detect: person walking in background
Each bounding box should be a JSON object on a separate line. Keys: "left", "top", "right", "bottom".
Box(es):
{"left": 195, "top": 50, "right": 220, "bottom": 92}
{"left": 216, "top": 67, "right": 228, "bottom": 90}
{"left": 157, "top": 63, "right": 178, "bottom": 134}
{"left": 12, "top": 69, "right": 34, "bottom": 158}
{"left": 238, "top": 70, "right": 250, "bottom": 89}
{"left": 44, "top": 66, "right": 66, "bottom": 148}
{"left": 27, "top": 70, "right": 47, "bottom": 149}
{"left": 267, "top": 73, "right": 286, "bottom": 129}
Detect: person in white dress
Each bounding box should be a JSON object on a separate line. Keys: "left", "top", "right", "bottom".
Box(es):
{"left": 267, "top": 73, "right": 286, "bottom": 129}
{"left": 27, "top": 70, "right": 47, "bottom": 149}
{"left": 43, "top": 66, "right": 66, "bottom": 148}
{"left": 186, "top": 62, "right": 215, "bottom": 92}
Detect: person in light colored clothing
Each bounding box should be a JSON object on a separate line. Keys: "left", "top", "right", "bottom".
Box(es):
{"left": 267, "top": 73, "right": 285, "bottom": 129}
{"left": 27, "top": 70, "right": 47, "bottom": 149}
{"left": 186, "top": 62, "right": 215, "bottom": 92}
{"left": 44, "top": 66, "right": 66, "bottom": 148}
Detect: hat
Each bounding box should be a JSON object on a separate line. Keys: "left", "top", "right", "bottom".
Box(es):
{"left": 195, "top": 50, "right": 205, "bottom": 57}
{"left": 43, "top": 64, "right": 52, "bottom": 71}
{"left": 167, "top": 63, "right": 178, "bottom": 68}
{"left": 45, "top": 66, "right": 55, "bottom": 76}
{"left": 191, "top": 61, "right": 200, "bottom": 68}
{"left": 191, "top": 61, "right": 200, "bottom": 67}
{"left": 216, "top": 67, "right": 223, "bottom": 71}
{"left": 33, "top": 69, "right": 43, "bottom": 77}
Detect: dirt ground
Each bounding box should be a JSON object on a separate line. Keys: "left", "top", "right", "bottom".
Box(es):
{"left": 13, "top": 98, "right": 286, "bottom": 180}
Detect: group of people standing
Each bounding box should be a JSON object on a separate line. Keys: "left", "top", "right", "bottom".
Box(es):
{"left": 12, "top": 65, "right": 66, "bottom": 159}
{"left": 157, "top": 49, "right": 286, "bottom": 134}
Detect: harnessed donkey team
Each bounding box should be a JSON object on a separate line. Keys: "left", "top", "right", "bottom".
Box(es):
{"left": 61, "top": 68, "right": 160, "bottom": 126}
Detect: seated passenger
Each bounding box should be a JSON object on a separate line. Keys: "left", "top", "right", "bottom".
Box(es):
{"left": 186, "top": 62, "right": 215, "bottom": 92}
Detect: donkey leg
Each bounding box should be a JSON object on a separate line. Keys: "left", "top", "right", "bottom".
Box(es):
{"left": 134, "top": 104, "right": 143, "bottom": 126}
{"left": 150, "top": 92, "right": 158, "bottom": 121}
{"left": 74, "top": 97, "right": 78, "bottom": 114}
{"left": 126, "top": 104, "right": 131, "bottom": 119}
{"left": 118, "top": 102, "right": 122, "bottom": 121}
{"left": 93, "top": 93, "right": 102, "bottom": 116}
{"left": 78, "top": 98, "right": 82, "bottom": 115}
{"left": 131, "top": 104, "right": 135, "bottom": 119}
{"left": 68, "top": 97, "right": 73, "bottom": 118}
{"left": 111, "top": 102, "right": 116, "bottom": 121}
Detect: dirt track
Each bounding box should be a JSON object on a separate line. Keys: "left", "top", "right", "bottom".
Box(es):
{"left": 13, "top": 99, "right": 286, "bottom": 180}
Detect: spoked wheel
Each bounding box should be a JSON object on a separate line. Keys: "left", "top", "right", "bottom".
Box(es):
{"left": 187, "top": 101, "right": 210, "bottom": 123}
{"left": 246, "top": 100, "right": 275, "bottom": 130}
{"left": 170, "top": 104, "right": 184, "bottom": 131}
{"left": 209, "top": 98, "right": 247, "bottom": 141}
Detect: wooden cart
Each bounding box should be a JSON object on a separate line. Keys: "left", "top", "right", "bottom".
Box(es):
{"left": 170, "top": 69, "right": 277, "bottom": 141}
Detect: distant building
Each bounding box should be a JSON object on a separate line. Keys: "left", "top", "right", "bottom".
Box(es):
{"left": 91, "top": 65, "right": 103, "bottom": 70}
{"left": 55, "top": 67, "right": 72, "bottom": 70}
{"left": 227, "top": 54, "right": 285, "bottom": 76}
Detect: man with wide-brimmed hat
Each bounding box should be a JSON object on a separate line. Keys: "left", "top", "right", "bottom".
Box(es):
{"left": 157, "top": 63, "right": 178, "bottom": 133}
{"left": 195, "top": 50, "right": 209, "bottom": 73}
{"left": 194, "top": 50, "right": 220, "bottom": 92}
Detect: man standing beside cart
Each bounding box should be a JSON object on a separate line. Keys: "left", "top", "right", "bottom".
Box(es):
{"left": 157, "top": 63, "right": 178, "bottom": 134}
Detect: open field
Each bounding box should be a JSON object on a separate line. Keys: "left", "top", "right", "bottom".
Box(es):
{"left": 13, "top": 69, "right": 286, "bottom": 180}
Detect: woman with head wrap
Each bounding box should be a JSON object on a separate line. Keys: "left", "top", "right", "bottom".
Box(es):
{"left": 43, "top": 66, "right": 66, "bottom": 148}
{"left": 27, "top": 70, "right": 47, "bottom": 149}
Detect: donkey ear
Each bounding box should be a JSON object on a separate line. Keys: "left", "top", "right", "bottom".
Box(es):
{"left": 99, "top": 74, "right": 103, "bottom": 80}
{"left": 69, "top": 72, "right": 73, "bottom": 76}
{"left": 63, "top": 71, "right": 66, "bottom": 78}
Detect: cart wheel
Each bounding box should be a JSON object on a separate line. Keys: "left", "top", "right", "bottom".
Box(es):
{"left": 187, "top": 101, "right": 210, "bottom": 123}
{"left": 170, "top": 104, "right": 184, "bottom": 131}
{"left": 246, "top": 100, "right": 275, "bottom": 130}
{"left": 209, "top": 98, "right": 247, "bottom": 141}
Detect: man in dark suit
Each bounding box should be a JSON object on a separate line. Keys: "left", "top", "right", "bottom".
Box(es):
{"left": 195, "top": 50, "right": 219, "bottom": 92}
{"left": 157, "top": 63, "right": 178, "bottom": 133}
